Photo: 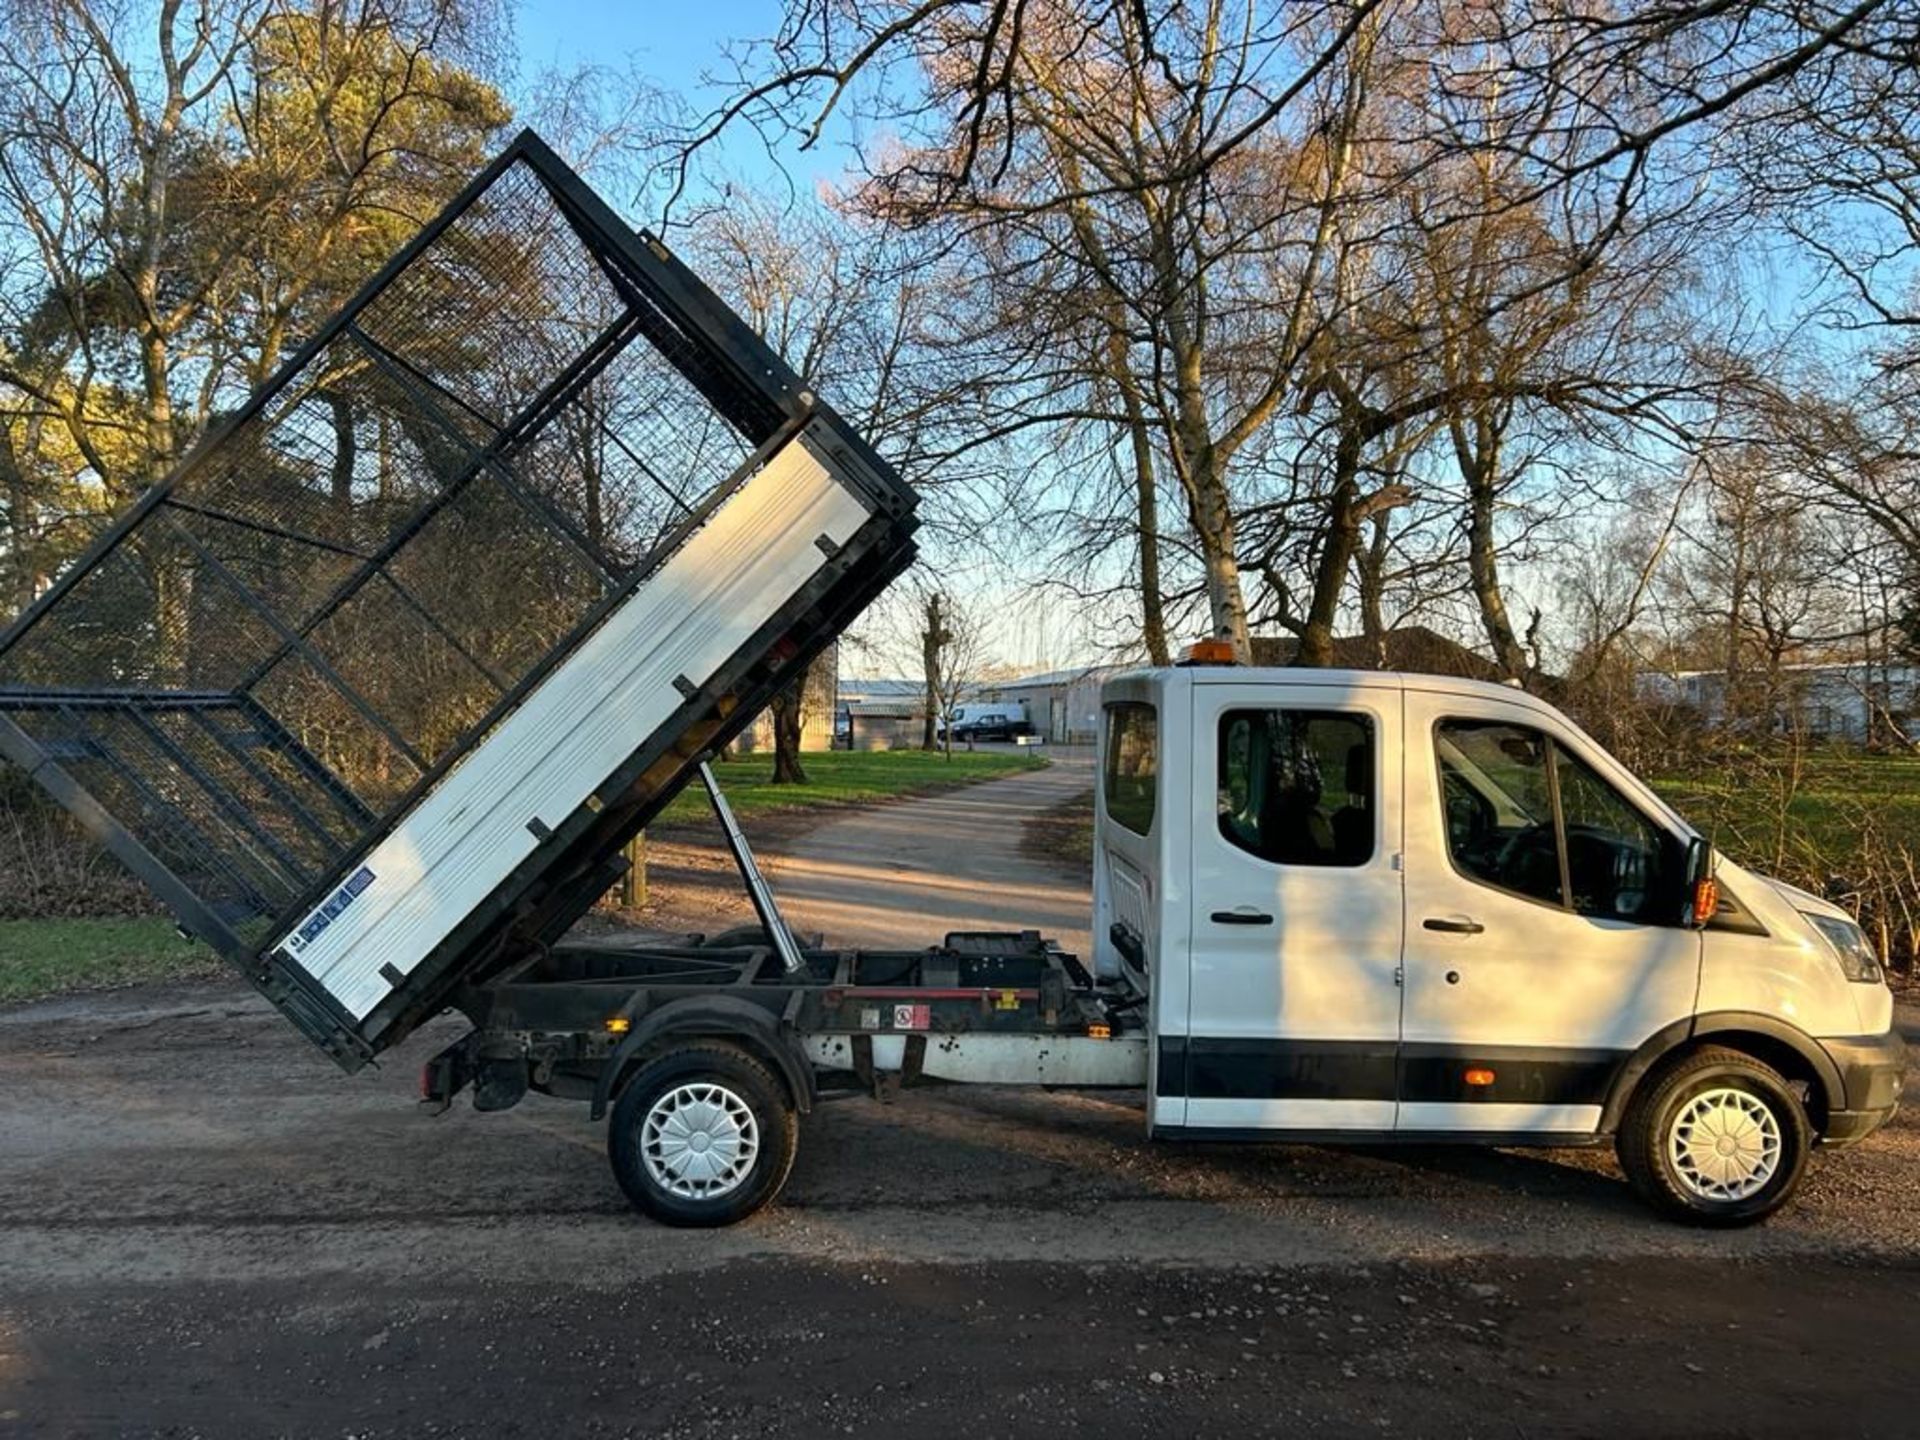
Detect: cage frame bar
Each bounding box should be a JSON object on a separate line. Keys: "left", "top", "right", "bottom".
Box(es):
{"left": 183, "top": 706, "right": 345, "bottom": 855}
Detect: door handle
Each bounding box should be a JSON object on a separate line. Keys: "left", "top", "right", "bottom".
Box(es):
{"left": 1211, "top": 908, "right": 1274, "bottom": 925}
{"left": 1422, "top": 916, "right": 1485, "bottom": 934}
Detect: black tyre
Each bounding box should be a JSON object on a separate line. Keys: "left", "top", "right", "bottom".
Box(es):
{"left": 1616, "top": 1045, "right": 1811, "bottom": 1227}
{"left": 607, "top": 1042, "right": 799, "bottom": 1227}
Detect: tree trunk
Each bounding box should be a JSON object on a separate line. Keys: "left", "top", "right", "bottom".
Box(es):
{"left": 326, "top": 390, "right": 357, "bottom": 521}
{"left": 1298, "top": 428, "right": 1365, "bottom": 667}
{"left": 1, "top": 427, "right": 41, "bottom": 615}
{"left": 1109, "top": 333, "right": 1171, "bottom": 665}
{"left": 580, "top": 393, "right": 606, "bottom": 551}
{"left": 1188, "top": 464, "right": 1251, "bottom": 661}
{"left": 1162, "top": 319, "right": 1251, "bottom": 662}
{"left": 1356, "top": 512, "right": 1389, "bottom": 667}
{"left": 921, "top": 593, "right": 950, "bottom": 750}
{"left": 769, "top": 657, "right": 811, "bottom": 785}
{"left": 1458, "top": 416, "right": 1529, "bottom": 682}
{"left": 1133, "top": 446, "right": 1171, "bottom": 665}
{"left": 1721, "top": 476, "right": 1753, "bottom": 729}
{"left": 140, "top": 328, "right": 192, "bottom": 679}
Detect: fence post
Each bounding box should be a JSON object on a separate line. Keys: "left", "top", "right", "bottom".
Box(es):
{"left": 619, "top": 831, "right": 647, "bottom": 909}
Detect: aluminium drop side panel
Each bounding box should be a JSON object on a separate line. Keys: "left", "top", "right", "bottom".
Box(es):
{"left": 276, "top": 433, "right": 871, "bottom": 1021}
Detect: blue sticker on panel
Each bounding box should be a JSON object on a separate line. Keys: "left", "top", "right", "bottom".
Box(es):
{"left": 286, "top": 866, "right": 378, "bottom": 955}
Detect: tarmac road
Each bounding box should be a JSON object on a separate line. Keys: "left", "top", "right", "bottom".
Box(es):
{"left": 2, "top": 757, "right": 1918, "bottom": 1437}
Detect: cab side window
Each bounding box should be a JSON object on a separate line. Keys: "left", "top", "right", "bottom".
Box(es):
{"left": 1218, "top": 709, "right": 1373, "bottom": 866}
{"left": 1103, "top": 702, "right": 1157, "bottom": 835}
{"left": 1555, "top": 749, "right": 1670, "bottom": 920}
{"left": 1435, "top": 722, "right": 1562, "bottom": 905}
{"left": 1435, "top": 719, "right": 1677, "bottom": 921}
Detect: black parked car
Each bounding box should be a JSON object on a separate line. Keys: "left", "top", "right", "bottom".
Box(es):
{"left": 947, "top": 710, "right": 1036, "bottom": 743}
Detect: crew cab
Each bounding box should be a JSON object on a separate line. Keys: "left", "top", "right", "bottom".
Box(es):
{"left": 1091, "top": 665, "right": 1904, "bottom": 1224}
{"left": 437, "top": 663, "right": 1906, "bottom": 1230}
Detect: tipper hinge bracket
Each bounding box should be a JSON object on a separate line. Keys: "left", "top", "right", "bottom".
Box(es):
{"left": 256, "top": 949, "right": 377, "bottom": 1073}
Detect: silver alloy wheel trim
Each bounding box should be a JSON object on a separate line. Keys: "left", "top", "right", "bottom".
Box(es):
{"left": 1667, "top": 1085, "right": 1783, "bottom": 1203}
{"left": 640, "top": 1081, "right": 760, "bottom": 1201}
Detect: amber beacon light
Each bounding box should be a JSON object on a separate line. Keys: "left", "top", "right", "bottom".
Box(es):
{"left": 1183, "top": 638, "right": 1239, "bottom": 665}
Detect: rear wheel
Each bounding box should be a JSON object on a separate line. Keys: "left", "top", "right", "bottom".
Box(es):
{"left": 1616, "top": 1045, "right": 1811, "bottom": 1226}
{"left": 607, "top": 1043, "right": 798, "bottom": 1227}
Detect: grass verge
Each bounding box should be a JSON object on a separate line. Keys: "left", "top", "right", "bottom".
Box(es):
{"left": 652, "top": 748, "right": 1047, "bottom": 826}
{"left": 1651, "top": 753, "right": 1920, "bottom": 860}
{"left": 4, "top": 750, "right": 1048, "bottom": 1003}
{"left": 0, "top": 916, "right": 217, "bottom": 1005}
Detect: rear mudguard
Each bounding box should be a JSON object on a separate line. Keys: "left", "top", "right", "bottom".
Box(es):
{"left": 589, "top": 994, "right": 815, "bottom": 1119}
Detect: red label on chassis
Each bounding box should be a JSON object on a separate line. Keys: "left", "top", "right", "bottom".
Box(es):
{"left": 893, "top": 1003, "right": 931, "bottom": 1030}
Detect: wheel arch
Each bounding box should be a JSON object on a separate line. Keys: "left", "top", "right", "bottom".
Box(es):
{"left": 589, "top": 995, "right": 814, "bottom": 1120}
{"left": 1600, "top": 1012, "right": 1842, "bottom": 1135}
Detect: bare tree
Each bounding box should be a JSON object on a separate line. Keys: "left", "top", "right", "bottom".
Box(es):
{"left": 0, "top": 0, "right": 509, "bottom": 649}
{"left": 675, "top": 187, "right": 948, "bottom": 780}
{"left": 919, "top": 589, "right": 985, "bottom": 757}
{"left": 673, "top": 0, "right": 1898, "bottom": 666}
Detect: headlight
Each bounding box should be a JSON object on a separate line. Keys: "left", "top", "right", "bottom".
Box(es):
{"left": 1804, "top": 913, "right": 1885, "bottom": 984}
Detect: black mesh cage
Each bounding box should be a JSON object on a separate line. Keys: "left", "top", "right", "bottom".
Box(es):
{"left": 0, "top": 132, "right": 871, "bottom": 962}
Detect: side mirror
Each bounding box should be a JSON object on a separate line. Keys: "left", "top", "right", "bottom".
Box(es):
{"left": 1684, "top": 835, "right": 1718, "bottom": 928}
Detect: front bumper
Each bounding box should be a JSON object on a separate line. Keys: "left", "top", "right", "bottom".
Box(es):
{"left": 1817, "top": 1030, "right": 1907, "bottom": 1145}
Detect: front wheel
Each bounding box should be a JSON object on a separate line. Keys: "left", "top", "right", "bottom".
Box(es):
{"left": 1616, "top": 1045, "right": 1811, "bottom": 1226}
{"left": 607, "top": 1043, "right": 799, "bottom": 1227}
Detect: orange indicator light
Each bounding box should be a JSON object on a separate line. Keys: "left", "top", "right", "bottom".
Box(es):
{"left": 1691, "top": 877, "right": 1720, "bottom": 927}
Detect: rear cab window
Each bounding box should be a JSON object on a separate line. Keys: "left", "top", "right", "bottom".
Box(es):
{"left": 1218, "top": 709, "right": 1374, "bottom": 866}
{"left": 1103, "top": 701, "right": 1157, "bottom": 835}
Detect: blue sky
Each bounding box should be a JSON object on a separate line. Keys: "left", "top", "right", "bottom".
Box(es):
{"left": 515, "top": 3, "right": 776, "bottom": 85}
{"left": 508, "top": 5, "right": 1108, "bottom": 673}
{"left": 512, "top": 2, "right": 847, "bottom": 196}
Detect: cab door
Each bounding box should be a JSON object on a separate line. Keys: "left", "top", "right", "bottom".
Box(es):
{"left": 1397, "top": 687, "right": 1702, "bottom": 1137}
{"left": 1178, "top": 678, "right": 1405, "bottom": 1132}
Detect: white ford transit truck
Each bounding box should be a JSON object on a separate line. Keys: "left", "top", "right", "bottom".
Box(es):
{"left": 442, "top": 661, "right": 1901, "bottom": 1230}
{"left": 1085, "top": 664, "right": 1903, "bottom": 1225}
{"left": 2, "top": 132, "right": 1900, "bottom": 1232}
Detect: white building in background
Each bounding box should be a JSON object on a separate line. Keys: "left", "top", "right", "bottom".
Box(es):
{"left": 976, "top": 666, "right": 1130, "bottom": 745}
{"left": 835, "top": 668, "right": 1126, "bottom": 747}
{"left": 1638, "top": 659, "right": 1920, "bottom": 744}
{"left": 835, "top": 677, "right": 927, "bottom": 751}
